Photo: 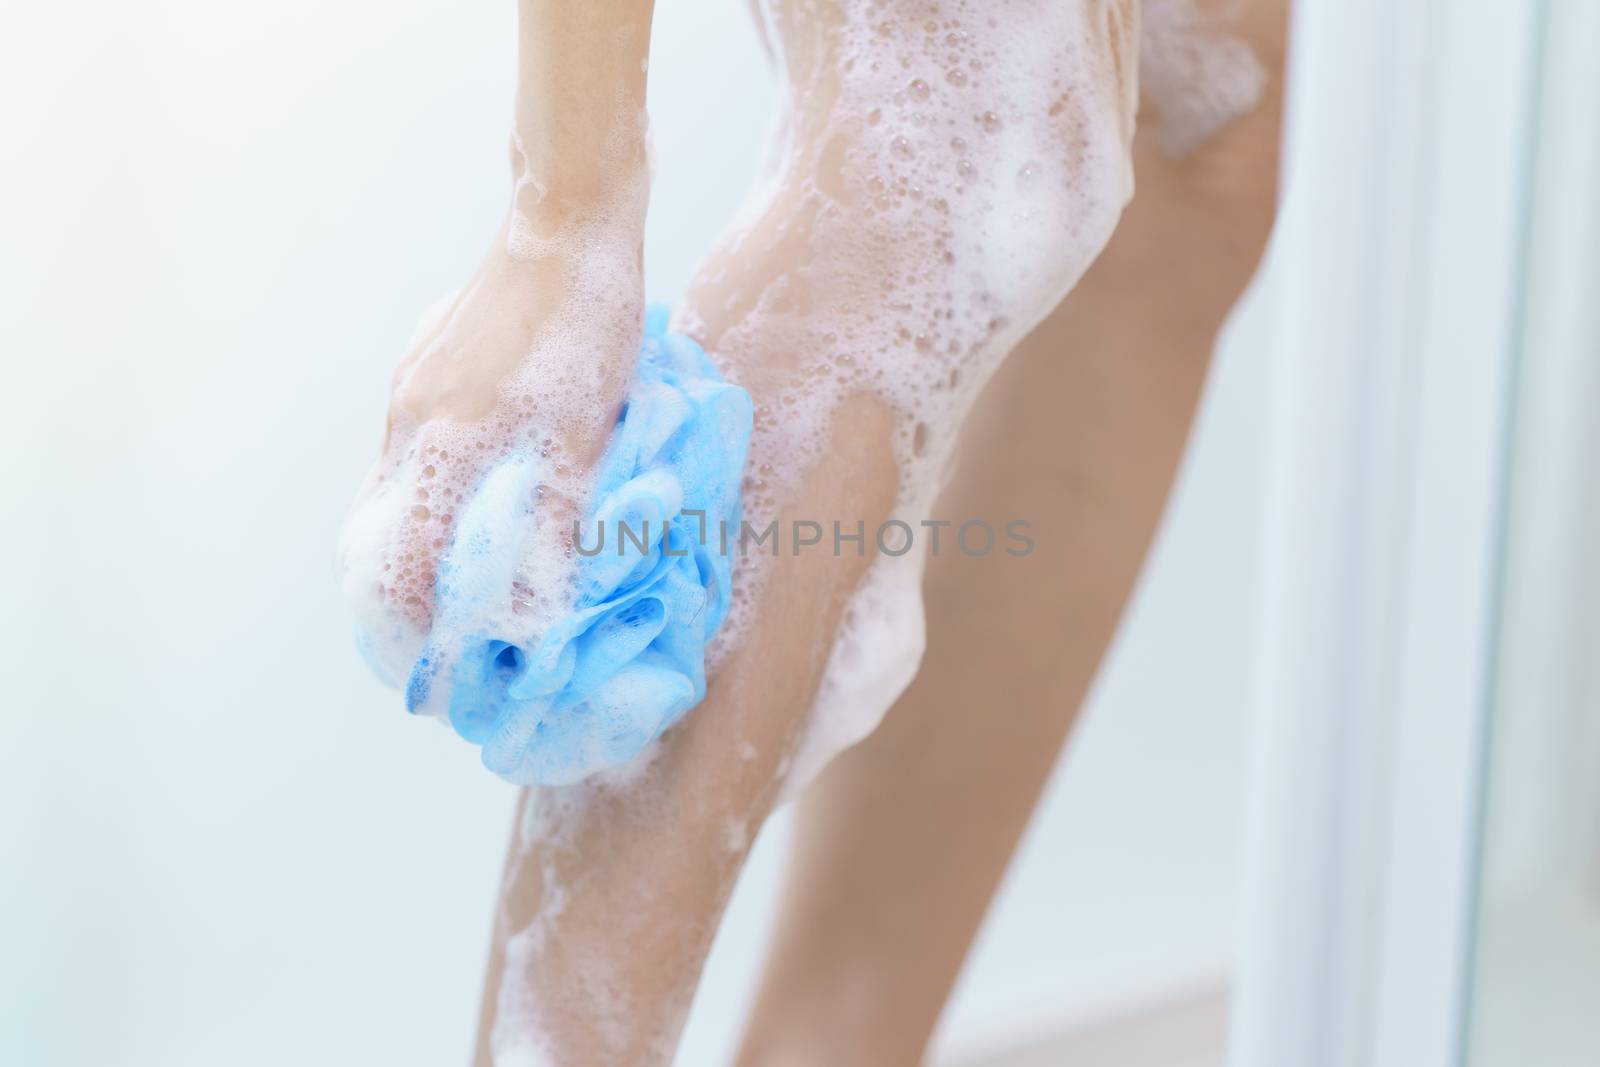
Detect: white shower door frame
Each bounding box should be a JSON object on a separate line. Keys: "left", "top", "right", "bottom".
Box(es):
{"left": 1231, "top": 1, "right": 1543, "bottom": 1066}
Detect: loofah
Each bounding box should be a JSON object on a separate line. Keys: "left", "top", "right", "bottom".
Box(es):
{"left": 364, "top": 306, "right": 752, "bottom": 785}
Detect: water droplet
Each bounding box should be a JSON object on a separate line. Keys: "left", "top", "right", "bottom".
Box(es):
{"left": 957, "top": 159, "right": 976, "bottom": 180}
{"left": 981, "top": 111, "right": 1001, "bottom": 133}
{"left": 1016, "top": 160, "right": 1041, "bottom": 187}
{"left": 951, "top": 136, "right": 967, "bottom": 154}
{"left": 947, "top": 68, "right": 968, "bottom": 87}
{"left": 909, "top": 78, "right": 930, "bottom": 101}
{"left": 891, "top": 135, "right": 913, "bottom": 158}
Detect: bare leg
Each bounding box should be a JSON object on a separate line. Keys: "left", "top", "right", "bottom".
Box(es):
{"left": 472, "top": 398, "right": 899, "bottom": 1065}
{"left": 735, "top": 3, "right": 1290, "bottom": 1065}
{"left": 473, "top": 2, "right": 1140, "bottom": 1063}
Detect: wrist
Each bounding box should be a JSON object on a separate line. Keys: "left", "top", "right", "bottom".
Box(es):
{"left": 507, "top": 124, "right": 649, "bottom": 241}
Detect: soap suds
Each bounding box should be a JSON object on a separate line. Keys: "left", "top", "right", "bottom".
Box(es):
{"left": 683, "top": 0, "right": 1141, "bottom": 794}
{"left": 1140, "top": 0, "right": 1266, "bottom": 157}
{"left": 488, "top": 778, "right": 718, "bottom": 1066}
{"left": 698, "top": 0, "right": 1267, "bottom": 795}
{"left": 491, "top": 853, "right": 568, "bottom": 1067}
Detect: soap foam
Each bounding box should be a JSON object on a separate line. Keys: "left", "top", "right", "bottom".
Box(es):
{"left": 680, "top": 0, "right": 1141, "bottom": 793}
{"left": 693, "top": 0, "right": 1267, "bottom": 795}
{"left": 489, "top": 780, "right": 699, "bottom": 1067}
{"left": 1140, "top": 0, "right": 1266, "bottom": 157}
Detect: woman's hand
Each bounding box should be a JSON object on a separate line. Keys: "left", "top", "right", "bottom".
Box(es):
{"left": 341, "top": 188, "right": 649, "bottom": 692}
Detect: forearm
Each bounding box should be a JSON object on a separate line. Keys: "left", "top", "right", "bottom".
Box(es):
{"left": 511, "top": 0, "right": 655, "bottom": 223}
{"left": 386, "top": 0, "right": 657, "bottom": 434}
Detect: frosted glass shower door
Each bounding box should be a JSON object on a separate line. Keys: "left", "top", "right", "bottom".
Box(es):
{"left": 1232, "top": 1, "right": 1548, "bottom": 1065}
{"left": 1463, "top": 1, "right": 1600, "bottom": 1063}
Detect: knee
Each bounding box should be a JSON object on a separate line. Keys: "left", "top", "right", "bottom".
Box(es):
{"left": 821, "top": 4, "right": 1138, "bottom": 326}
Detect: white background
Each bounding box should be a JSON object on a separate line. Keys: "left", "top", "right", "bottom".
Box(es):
{"left": 1, "top": 2, "right": 1273, "bottom": 1063}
